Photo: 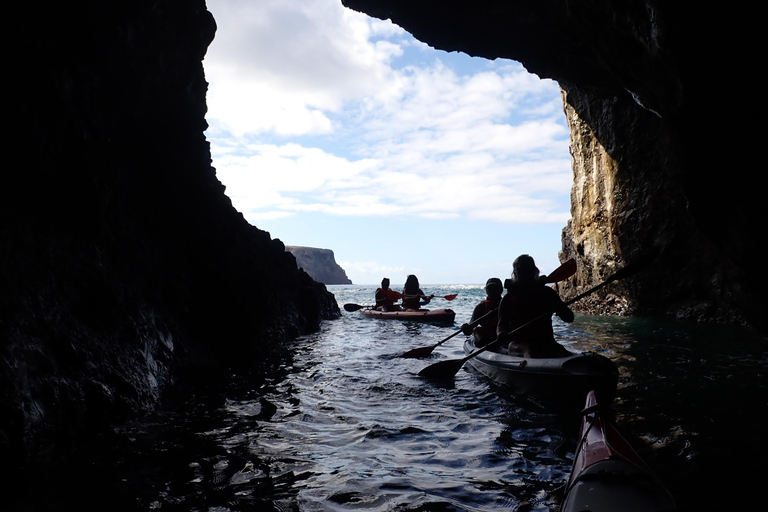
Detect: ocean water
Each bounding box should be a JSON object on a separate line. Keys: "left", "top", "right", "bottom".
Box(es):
{"left": 11, "top": 284, "right": 768, "bottom": 512}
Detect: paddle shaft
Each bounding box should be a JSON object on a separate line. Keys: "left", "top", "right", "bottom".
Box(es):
{"left": 401, "top": 259, "right": 576, "bottom": 359}
{"left": 403, "top": 293, "right": 457, "bottom": 300}
{"left": 436, "top": 308, "right": 496, "bottom": 346}
{"left": 419, "top": 257, "right": 650, "bottom": 379}
{"left": 436, "top": 258, "right": 573, "bottom": 348}
{"left": 460, "top": 270, "right": 631, "bottom": 362}
{"left": 345, "top": 294, "right": 457, "bottom": 313}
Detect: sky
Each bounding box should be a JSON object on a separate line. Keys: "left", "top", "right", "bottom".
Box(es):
{"left": 202, "top": 0, "right": 573, "bottom": 285}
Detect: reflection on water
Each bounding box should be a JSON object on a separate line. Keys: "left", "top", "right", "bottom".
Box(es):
{"left": 10, "top": 285, "right": 767, "bottom": 512}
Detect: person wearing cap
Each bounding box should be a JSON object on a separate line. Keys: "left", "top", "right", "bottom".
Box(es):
{"left": 496, "top": 254, "right": 574, "bottom": 357}
{"left": 461, "top": 277, "right": 503, "bottom": 347}
{"left": 375, "top": 277, "right": 402, "bottom": 311}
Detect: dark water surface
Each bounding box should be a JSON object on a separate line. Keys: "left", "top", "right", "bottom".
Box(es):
{"left": 11, "top": 285, "right": 767, "bottom": 511}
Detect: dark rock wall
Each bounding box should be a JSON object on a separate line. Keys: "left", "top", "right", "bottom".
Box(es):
{"left": 286, "top": 246, "right": 353, "bottom": 285}
{"left": 1, "top": 1, "right": 339, "bottom": 468}
{"left": 342, "top": 0, "right": 765, "bottom": 333}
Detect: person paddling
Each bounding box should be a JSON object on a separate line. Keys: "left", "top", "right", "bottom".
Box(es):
{"left": 375, "top": 278, "right": 402, "bottom": 311}
{"left": 461, "top": 277, "right": 503, "bottom": 347}
{"left": 497, "top": 255, "right": 574, "bottom": 358}
{"left": 402, "top": 274, "right": 433, "bottom": 310}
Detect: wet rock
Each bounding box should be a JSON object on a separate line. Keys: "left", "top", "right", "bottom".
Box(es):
{"left": 1, "top": 0, "right": 339, "bottom": 471}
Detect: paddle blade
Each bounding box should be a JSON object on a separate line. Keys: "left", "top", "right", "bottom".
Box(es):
{"left": 444, "top": 294, "right": 458, "bottom": 301}
{"left": 343, "top": 303, "right": 364, "bottom": 312}
{"left": 399, "top": 345, "right": 435, "bottom": 359}
{"left": 545, "top": 258, "right": 576, "bottom": 284}
{"left": 418, "top": 358, "right": 465, "bottom": 380}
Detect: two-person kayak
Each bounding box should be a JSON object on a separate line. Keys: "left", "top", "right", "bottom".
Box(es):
{"left": 360, "top": 308, "right": 456, "bottom": 325}
{"left": 462, "top": 336, "right": 618, "bottom": 404}
{"left": 561, "top": 389, "right": 677, "bottom": 511}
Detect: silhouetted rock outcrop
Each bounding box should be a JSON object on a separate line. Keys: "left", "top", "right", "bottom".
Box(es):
{"left": 1, "top": 0, "right": 339, "bottom": 472}
{"left": 343, "top": 0, "right": 765, "bottom": 332}
{"left": 286, "top": 246, "right": 352, "bottom": 285}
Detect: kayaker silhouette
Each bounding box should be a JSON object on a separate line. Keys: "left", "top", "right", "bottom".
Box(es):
{"left": 497, "top": 255, "right": 574, "bottom": 357}
{"left": 402, "top": 274, "right": 433, "bottom": 310}
{"left": 461, "top": 277, "right": 503, "bottom": 347}
{"left": 375, "top": 277, "right": 402, "bottom": 311}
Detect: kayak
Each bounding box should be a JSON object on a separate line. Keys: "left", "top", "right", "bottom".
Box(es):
{"left": 360, "top": 308, "right": 456, "bottom": 324}
{"left": 462, "top": 336, "right": 618, "bottom": 404}
{"left": 561, "top": 390, "right": 677, "bottom": 511}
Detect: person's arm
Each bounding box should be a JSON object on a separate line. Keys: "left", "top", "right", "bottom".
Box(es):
{"left": 496, "top": 296, "right": 510, "bottom": 339}
{"left": 461, "top": 303, "right": 484, "bottom": 335}
{"left": 386, "top": 289, "right": 402, "bottom": 301}
{"left": 551, "top": 290, "right": 574, "bottom": 322}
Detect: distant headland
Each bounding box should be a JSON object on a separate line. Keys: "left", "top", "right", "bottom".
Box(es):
{"left": 286, "top": 246, "right": 352, "bottom": 285}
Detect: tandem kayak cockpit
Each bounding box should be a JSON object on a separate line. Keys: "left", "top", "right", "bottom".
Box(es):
{"left": 462, "top": 335, "right": 619, "bottom": 404}
{"left": 360, "top": 307, "right": 456, "bottom": 325}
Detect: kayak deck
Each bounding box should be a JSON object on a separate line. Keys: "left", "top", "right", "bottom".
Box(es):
{"left": 360, "top": 308, "right": 456, "bottom": 325}
{"left": 462, "top": 337, "right": 618, "bottom": 404}
{"left": 561, "top": 390, "right": 676, "bottom": 511}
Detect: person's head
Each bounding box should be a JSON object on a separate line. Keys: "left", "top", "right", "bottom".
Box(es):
{"left": 484, "top": 277, "right": 503, "bottom": 297}
{"left": 512, "top": 254, "right": 539, "bottom": 283}
{"left": 381, "top": 277, "right": 390, "bottom": 289}
{"left": 404, "top": 274, "right": 419, "bottom": 291}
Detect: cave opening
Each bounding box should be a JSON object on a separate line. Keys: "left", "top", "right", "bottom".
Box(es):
{"left": 201, "top": 0, "right": 575, "bottom": 286}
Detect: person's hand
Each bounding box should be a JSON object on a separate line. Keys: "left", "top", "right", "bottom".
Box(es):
{"left": 460, "top": 323, "right": 473, "bottom": 336}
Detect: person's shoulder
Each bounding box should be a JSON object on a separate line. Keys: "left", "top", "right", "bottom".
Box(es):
{"left": 541, "top": 284, "right": 564, "bottom": 301}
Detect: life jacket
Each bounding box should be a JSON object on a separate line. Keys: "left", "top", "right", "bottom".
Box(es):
{"left": 376, "top": 288, "right": 401, "bottom": 308}
{"left": 401, "top": 287, "right": 423, "bottom": 309}
{"left": 480, "top": 299, "right": 500, "bottom": 331}
{"left": 500, "top": 282, "right": 555, "bottom": 342}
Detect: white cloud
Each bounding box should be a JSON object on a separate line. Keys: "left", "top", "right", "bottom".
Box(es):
{"left": 205, "top": 0, "right": 404, "bottom": 136}
{"left": 204, "top": 0, "right": 571, "bottom": 227}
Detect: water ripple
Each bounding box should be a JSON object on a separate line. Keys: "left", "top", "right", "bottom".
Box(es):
{"left": 19, "top": 284, "right": 767, "bottom": 512}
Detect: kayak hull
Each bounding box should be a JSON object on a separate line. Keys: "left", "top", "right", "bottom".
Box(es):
{"left": 561, "top": 390, "right": 676, "bottom": 511}
{"left": 360, "top": 308, "right": 456, "bottom": 325}
{"left": 462, "top": 337, "right": 618, "bottom": 404}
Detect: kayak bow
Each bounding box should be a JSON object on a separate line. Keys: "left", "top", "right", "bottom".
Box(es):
{"left": 561, "top": 390, "right": 677, "bottom": 512}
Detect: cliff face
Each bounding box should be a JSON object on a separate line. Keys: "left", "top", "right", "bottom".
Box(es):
{"left": 286, "top": 246, "right": 353, "bottom": 285}
{"left": 342, "top": 0, "right": 764, "bottom": 332}
{"left": 1, "top": 1, "right": 339, "bottom": 468}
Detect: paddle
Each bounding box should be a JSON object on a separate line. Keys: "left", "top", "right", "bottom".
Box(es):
{"left": 399, "top": 259, "right": 576, "bottom": 359}
{"left": 343, "top": 293, "right": 458, "bottom": 313}
{"left": 398, "top": 308, "right": 497, "bottom": 359}
{"left": 418, "top": 256, "right": 651, "bottom": 380}
{"left": 405, "top": 293, "right": 458, "bottom": 301}
{"left": 343, "top": 303, "right": 370, "bottom": 312}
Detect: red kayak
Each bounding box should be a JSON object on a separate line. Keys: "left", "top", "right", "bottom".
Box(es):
{"left": 561, "top": 390, "right": 676, "bottom": 511}
{"left": 360, "top": 308, "right": 455, "bottom": 325}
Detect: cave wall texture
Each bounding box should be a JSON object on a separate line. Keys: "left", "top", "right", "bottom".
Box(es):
{"left": 1, "top": 0, "right": 339, "bottom": 469}
{"left": 342, "top": 0, "right": 765, "bottom": 329}
{"left": 1, "top": 0, "right": 764, "bottom": 478}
